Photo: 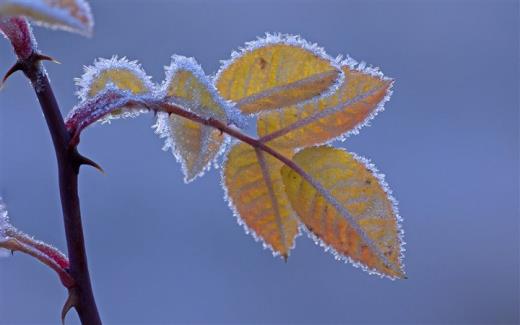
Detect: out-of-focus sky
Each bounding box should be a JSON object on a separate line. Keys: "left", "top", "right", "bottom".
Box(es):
{"left": 0, "top": 0, "right": 518, "bottom": 324}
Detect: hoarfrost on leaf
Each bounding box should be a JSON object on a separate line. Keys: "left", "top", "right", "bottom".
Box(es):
{"left": 214, "top": 33, "right": 344, "bottom": 114}
{"left": 76, "top": 56, "right": 154, "bottom": 101}
{"left": 257, "top": 63, "right": 393, "bottom": 149}
{"left": 221, "top": 142, "right": 300, "bottom": 259}
{"left": 154, "top": 55, "right": 242, "bottom": 183}
{"left": 59, "top": 33, "right": 404, "bottom": 279}
{"left": 280, "top": 146, "right": 405, "bottom": 279}
{"left": 72, "top": 56, "right": 155, "bottom": 124}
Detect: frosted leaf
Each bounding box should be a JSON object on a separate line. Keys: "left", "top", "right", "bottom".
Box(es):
{"left": 0, "top": 16, "right": 36, "bottom": 59}
{"left": 257, "top": 63, "right": 394, "bottom": 149}
{"left": 280, "top": 146, "right": 405, "bottom": 279}
{"left": 76, "top": 56, "right": 153, "bottom": 101}
{"left": 221, "top": 142, "right": 300, "bottom": 259}
{"left": 0, "top": 0, "right": 94, "bottom": 36}
{"left": 214, "top": 32, "right": 344, "bottom": 114}
{"left": 154, "top": 55, "right": 243, "bottom": 183}
{"left": 74, "top": 56, "right": 154, "bottom": 122}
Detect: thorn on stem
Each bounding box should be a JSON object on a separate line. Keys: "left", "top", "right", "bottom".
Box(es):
{"left": 1, "top": 62, "right": 23, "bottom": 87}
{"left": 75, "top": 153, "right": 105, "bottom": 174}
{"left": 34, "top": 53, "right": 61, "bottom": 65}
{"left": 61, "top": 290, "right": 77, "bottom": 325}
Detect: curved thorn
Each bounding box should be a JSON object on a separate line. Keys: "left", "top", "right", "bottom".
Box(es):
{"left": 34, "top": 53, "right": 61, "bottom": 64}
{"left": 61, "top": 290, "right": 77, "bottom": 325}
{"left": 1, "top": 62, "right": 23, "bottom": 87}
{"left": 76, "top": 154, "right": 105, "bottom": 174}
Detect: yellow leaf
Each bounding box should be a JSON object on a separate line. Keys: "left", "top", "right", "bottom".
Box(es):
{"left": 155, "top": 55, "right": 230, "bottom": 183}
{"left": 0, "top": 0, "right": 93, "bottom": 36}
{"left": 77, "top": 56, "right": 153, "bottom": 100}
{"left": 215, "top": 34, "right": 342, "bottom": 114}
{"left": 223, "top": 142, "right": 299, "bottom": 259}
{"left": 258, "top": 65, "right": 393, "bottom": 149}
{"left": 281, "top": 146, "right": 404, "bottom": 278}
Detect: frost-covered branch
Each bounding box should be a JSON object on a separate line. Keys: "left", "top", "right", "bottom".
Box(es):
{"left": 0, "top": 200, "right": 74, "bottom": 287}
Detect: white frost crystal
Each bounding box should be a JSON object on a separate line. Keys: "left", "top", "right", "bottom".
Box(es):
{"left": 0, "top": 199, "right": 11, "bottom": 257}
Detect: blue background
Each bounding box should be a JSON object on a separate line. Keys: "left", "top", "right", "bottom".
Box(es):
{"left": 0, "top": 0, "right": 518, "bottom": 324}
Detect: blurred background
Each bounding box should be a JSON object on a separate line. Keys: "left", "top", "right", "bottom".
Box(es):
{"left": 0, "top": 0, "right": 518, "bottom": 324}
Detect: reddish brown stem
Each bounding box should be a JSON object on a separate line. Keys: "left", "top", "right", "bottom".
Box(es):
{"left": 152, "top": 102, "right": 311, "bottom": 184}
{"left": 20, "top": 53, "right": 102, "bottom": 325}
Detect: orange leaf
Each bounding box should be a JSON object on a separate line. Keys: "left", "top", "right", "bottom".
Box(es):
{"left": 223, "top": 142, "right": 299, "bottom": 259}
{"left": 258, "top": 64, "right": 393, "bottom": 149}
{"left": 281, "top": 146, "right": 404, "bottom": 278}
{"left": 215, "top": 34, "right": 342, "bottom": 114}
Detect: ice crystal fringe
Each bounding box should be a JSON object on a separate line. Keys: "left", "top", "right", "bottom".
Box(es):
{"left": 328, "top": 57, "right": 394, "bottom": 143}
{"left": 213, "top": 32, "right": 346, "bottom": 114}
{"left": 159, "top": 55, "right": 246, "bottom": 128}
{"left": 0, "top": 199, "right": 11, "bottom": 257}
{"left": 350, "top": 151, "right": 406, "bottom": 271}
{"left": 75, "top": 56, "right": 154, "bottom": 101}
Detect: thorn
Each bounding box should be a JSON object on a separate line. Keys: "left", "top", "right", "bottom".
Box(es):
{"left": 61, "top": 290, "right": 76, "bottom": 325}
{"left": 1, "top": 62, "right": 23, "bottom": 87}
{"left": 76, "top": 153, "right": 105, "bottom": 174}
{"left": 34, "top": 53, "right": 61, "bottom": 64}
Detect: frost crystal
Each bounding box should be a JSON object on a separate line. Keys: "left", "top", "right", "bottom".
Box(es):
{"left": 75, "top": 56, "right": 154, "bottom": 101}
{"left": 331, "top": 57, "right": 394, "bottom": 143}
{"left": 158, "top": 55, "right": 245, "bottom": 127}
{"left": 0, "top": 198, "right": 12, "bottom": 257}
